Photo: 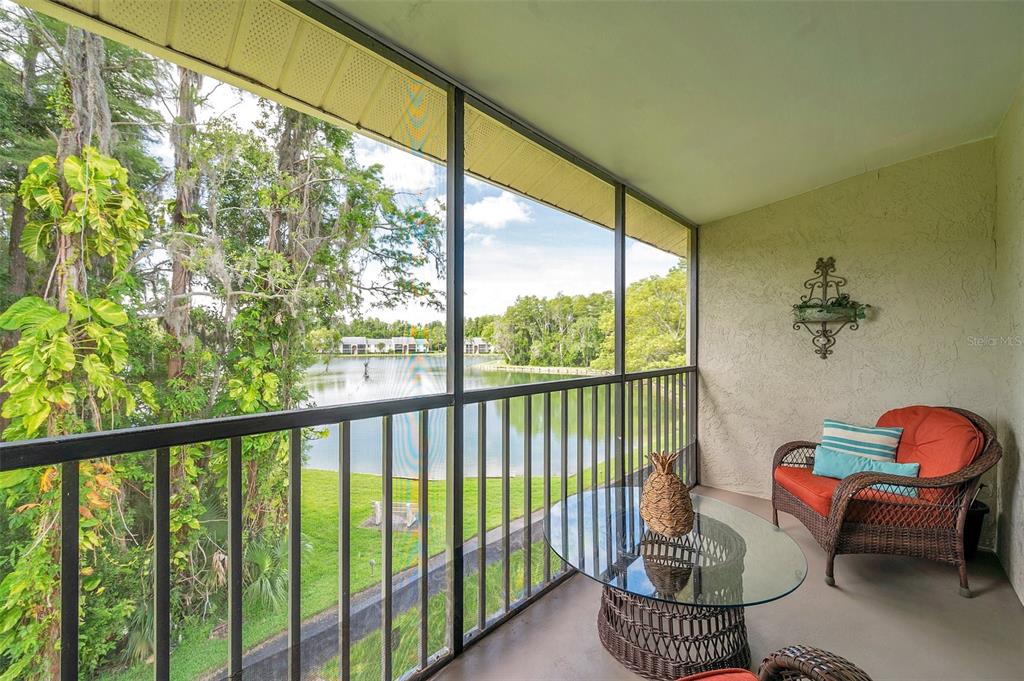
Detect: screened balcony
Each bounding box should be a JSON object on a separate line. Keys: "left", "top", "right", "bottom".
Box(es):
{"left": 0, "top": 2, "right": 1022, "bottom": 681}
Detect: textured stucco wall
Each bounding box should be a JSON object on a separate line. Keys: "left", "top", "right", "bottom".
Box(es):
{"left": 995, "top": 85, "right": 1024, "bottom": 601}
{"left": 697, "top": 141, "right": 1001, "bottom": 545}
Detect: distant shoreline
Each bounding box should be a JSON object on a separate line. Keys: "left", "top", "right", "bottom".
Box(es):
{"left": 473, "top": 359, "right": 606, "bottom": 376}
{"left": 309, "top": 353, "right": 603, "bottom": 376}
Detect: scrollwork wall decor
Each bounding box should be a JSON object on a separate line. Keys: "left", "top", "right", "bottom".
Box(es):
{"left": 792, "top": 257, "right": 870, "bottom": 359}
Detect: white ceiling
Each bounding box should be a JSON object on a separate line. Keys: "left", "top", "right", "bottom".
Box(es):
{"left": 327, "top": 0, "right": 1024, "bottom": 224}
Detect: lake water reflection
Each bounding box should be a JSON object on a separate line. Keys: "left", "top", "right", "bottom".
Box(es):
{"left": 303, "top": 355, "right": 612, "bottom": 478}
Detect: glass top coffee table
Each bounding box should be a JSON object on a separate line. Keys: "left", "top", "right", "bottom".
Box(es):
{"left": 548, "top": 487, "right": 806, "bottom": 680}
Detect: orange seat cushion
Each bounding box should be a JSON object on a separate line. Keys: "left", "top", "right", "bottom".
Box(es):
{"left": 677, "top": 669, "right": 757, "bottom": 681}
{"left": 876, "top": 406, "right": 982, "bottom": 478}
{"left": 774, "top": 466, "right": 839, "bottom": 516}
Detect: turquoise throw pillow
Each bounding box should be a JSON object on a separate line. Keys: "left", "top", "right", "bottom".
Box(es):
{"left": 812, "top": 445, "right": 920, "bottom": 498}
{"left": 821, "top": 419, "right": 902, "bottom": 461}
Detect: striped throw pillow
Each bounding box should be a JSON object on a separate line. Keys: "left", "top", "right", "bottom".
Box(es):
{"left": 821, "top": 420, "right": 903, "bottom": 462}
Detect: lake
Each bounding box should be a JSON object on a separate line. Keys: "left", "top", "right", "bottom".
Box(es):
{"left": 303, "top": 355, "right": 617, "bottom": 479}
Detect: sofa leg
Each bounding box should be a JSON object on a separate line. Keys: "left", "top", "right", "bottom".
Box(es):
{"left": 825, "top": 552, "right": 836, "bottom": 587}
{"left": 958, "top": 562, "right": 971, "bottom": 598}
{"left": 771, "top": 507, "right": 779, "bottom": 527}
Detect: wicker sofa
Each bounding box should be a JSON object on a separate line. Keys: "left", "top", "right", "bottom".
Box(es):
{"left": 771, "top": 406, "right": 1001, "bottom": 596}
{"left": 679, "top": 645, "right": 871, "bottom": 681}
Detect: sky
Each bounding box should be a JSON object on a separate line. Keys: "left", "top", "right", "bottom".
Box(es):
{"left": 153, "top": 64, "right": 680, "bottom": 325}
{"left": 349, "top": 136, "right": 680, "bottom": 323}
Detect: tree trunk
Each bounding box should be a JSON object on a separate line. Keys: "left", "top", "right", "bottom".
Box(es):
{"left": 2, "top": 23, "right": 40, "bottom": 355}
{"left": 54, "top": 29, "right": 98, "bottom": 314}
{"left": 269, "top": 107, "right": 313, "bottom": 254}
{"left": 165, "top": 67, "right": 202, "bottom": 379}
{"left": 41, "top": 25, "right": 113, "bottom": 679}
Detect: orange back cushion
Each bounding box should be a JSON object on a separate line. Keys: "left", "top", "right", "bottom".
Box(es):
{"left": 876, "top": 406, "right": 982, "bottom": 478}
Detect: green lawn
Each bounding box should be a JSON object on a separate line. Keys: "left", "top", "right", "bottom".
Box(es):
{"left": 104, "top": 456, "right": 633, "bottom": 681}
{"left": 326, "top": 538, "right": 557, "bottom": 681}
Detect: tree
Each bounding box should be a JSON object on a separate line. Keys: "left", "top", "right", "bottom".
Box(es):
{"left": 0, "top": 7, "right": 447, "bottom": 678}
{"left": 164, "top": 67, "right": 201, "bottom": 379}
{"left": 0, "top": 148, "right": 152, "bottom": 679}
{"left": 591, "top": 261, "right": 687, "bottom": 371}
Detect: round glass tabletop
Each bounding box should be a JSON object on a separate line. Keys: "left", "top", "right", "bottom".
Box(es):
{"left": 547, "top": 487, "right": 806, "bottom": 608}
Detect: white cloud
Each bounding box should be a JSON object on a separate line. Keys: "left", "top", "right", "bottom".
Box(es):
{"left": 463, "top": 242, "right": 613, "bottom": 317}
{"left": 464, "top": 193, "right": 531, "bottom": 230}
{"left": 625, "top": 240, "right": 682, "bottom": 284}
{"left": 466, "top": 175, "right": 492, "bottom": 192}
{"left": 354, "top": 138, "right": 440, "bottom": 195}
{"left": 465, "top": 232, "right": 497, "bottom": 248}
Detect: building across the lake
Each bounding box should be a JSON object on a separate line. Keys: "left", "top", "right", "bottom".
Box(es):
{"left": 340, "top": 336, "right": 367, "bottom": 354}
{"left": 391, "top": 336, "right": 415, "bottom": 353}
{"left": 465, "top": 337, "right": 491, "bottom": 354}
{"left": 340, "top": 336, "right": 431, "bottom": 354}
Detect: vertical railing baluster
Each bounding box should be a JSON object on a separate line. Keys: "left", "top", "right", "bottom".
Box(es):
{"left": 289, "top": 429, "right": 301, "bottom": 681}
{"left": 523, "top": 396, "right": 533, "bottom": 598}
{"left": 674, "top": 373, "right": 681, "bottom": 477}
{"left": 590, "top": 387, "right": 599, "bottom": 569}
{"left": 604, "top": 383, "right": 611, "bottom": 489}
{"left": 647, "top": 378, "right": 654, "bottom": 464}
{"left": 418, "top": 411, "right": 429, "bottom": 670}
{"left": 60, "top": 461, "right": 79, "bottom": 681}
{"left": 672, "top": 372, "right": 678, "bottom": 452}
{"left": 339, "top": 423, "right": 351, "bottom": 681}
{"left": 155, "top": 448, "right": 170, "bottom": 681}
{"left": 228, "top": 437, "right": 243, "bottom": 678}
{"left": 637, "top": 379, "right": 645, "bottom": 490}
{"left": 382, "top": 417, "right": 394, "bottom": 681}
{"left": 687, "top": 370, "right": 697, "bottom": 487}
{"left": 591, "top": 387, "right": 599, "bottom": 491}
{"left": 477, "top": 402, "right": 487, "bottom": 630}
{"left": 501, "top": 398, "right": 511, "bottom": 613}
{"left": 626, "top": 380, "right": 634, "bottom": 546}
{"left": 604, "top": 383, "right": 613, "bottom": 574}
{"left": 543, "top": 392, "right": 552, "bottom": 583}
{"left": 655, "top": 376, "right": 662, "bottom": 452}
{"left": 560, "top": 390, "right": 569, "bottom": 569}
{"left": 576, "top": 388, "right": 585, "bottom": 569}
{"left": 664, "top": 375, "right": 670, "bottom": 452}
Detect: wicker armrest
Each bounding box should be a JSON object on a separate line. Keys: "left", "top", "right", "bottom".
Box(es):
{"left": 758, "top": 645, "right": 872, "bottom": 681}
{"left": 773, "top": 441, "right": 818, "bottom": 470}
{"left": 828, "top": 469, "right": 970, "bottom": 527}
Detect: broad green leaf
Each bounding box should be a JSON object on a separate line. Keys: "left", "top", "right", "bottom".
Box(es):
{"left": 0, "top": 297, "right": 59, "bottom": 332}
{"left": 66, "top": 290, "right": 90, "bottom": 323}
{"left": 26, "top": 155, "right": 55, "bottom": 178}
{"left": 21, "top": 403, "right": 50, "bottom": 438}
{"left": 40, "top": 311, "right": 69, "bottom": 335}
{"left": 0, "top": 470, "right": 32, "bottom": 490}
{"left": 0, "top": 606, "right": 20, "bottom": 633}
{"left": 63, "top": 155, "right": 85, "bottom": 191}
{"left": 88, "top": 299, "right": 128, "bottom": 326}
{"left": 43, "top": 334, "right": 75, "bottom": 372}
{"left": 138, "top": 381, "right": 159, "bottom": 412}
{"left": 90, "top": 153, "right": 119, "bottom": 178}
{"left": 18, "top": 222, "right": 48, "bottom": 262}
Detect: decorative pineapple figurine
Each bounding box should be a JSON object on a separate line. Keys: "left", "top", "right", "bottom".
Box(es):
{"left": 639, "top": 451, "right": 694, "bottom": 537}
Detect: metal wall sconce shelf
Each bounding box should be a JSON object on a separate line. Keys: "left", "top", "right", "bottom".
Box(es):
{"left": 792, "top": 257, "right": 870, "bottom": 359}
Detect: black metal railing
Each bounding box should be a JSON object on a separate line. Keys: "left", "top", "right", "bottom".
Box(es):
{"left": 0, "top": 365, "right": 695, "bottom": 681}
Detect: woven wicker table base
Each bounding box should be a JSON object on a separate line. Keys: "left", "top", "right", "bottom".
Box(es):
{"left": 597, "top": 586, "right": 750, "bottom": 680}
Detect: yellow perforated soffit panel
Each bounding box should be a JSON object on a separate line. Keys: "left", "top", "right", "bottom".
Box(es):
{"left": 21, "top": 0, "right": 448, "bottom": 160}
{"left": 626, "top": 195, "right": 689, "bottom": 258}
{"left": 21, "top": 0, "right": 690, "bottom": 256}
{"left": 465, "top": 104, "right": 618, "bottom": 232}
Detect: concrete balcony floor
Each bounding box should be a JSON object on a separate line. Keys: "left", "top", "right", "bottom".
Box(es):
{"left": 434, "top": 487, "right": 1023, "bottom": 681}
